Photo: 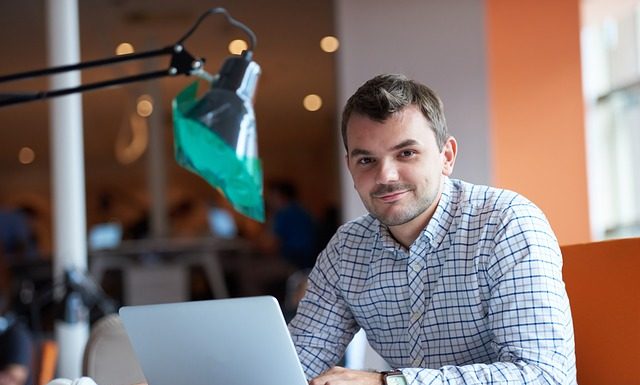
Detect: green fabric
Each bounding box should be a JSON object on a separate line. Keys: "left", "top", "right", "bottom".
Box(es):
{"left": 172, "top": 81, "right": 264, "bottom": 222}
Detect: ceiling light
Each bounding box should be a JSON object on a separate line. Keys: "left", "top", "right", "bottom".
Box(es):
{"left": 116, "top": 42, "right": 135, "bottom": 55}
{"left": 228, "top": 39, "right": 248, "bottom": 55}
{"left": 136, "top": 94, "right": 153, "bottom": 117}
{"left": 19, "top": 147, "right": 35, "bottom": 164}
{"left": 320, "top": 36, "right": 339, "bottom": 53}
{"left": 303, "top": 94, "right": 322, "bottom": 111}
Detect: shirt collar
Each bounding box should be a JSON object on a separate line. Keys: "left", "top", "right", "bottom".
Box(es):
{"left": 418, "top": 176, "right": 456, "bottom": 250}
{"left": 377, "top": 221, "right": 399, "bottom": 251}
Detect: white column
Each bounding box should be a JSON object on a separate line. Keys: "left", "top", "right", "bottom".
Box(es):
{"left": 335, "top": 0, "right": 491, "bottom": 222}
{"left": 147, "top": 80, "right": 169, "bottom": 239}
{"left": 46, "top": 0, "right": 89, "bottom": 379}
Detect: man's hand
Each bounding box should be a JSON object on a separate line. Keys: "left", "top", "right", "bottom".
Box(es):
{"left": 309, "top": 366, "right": 383, "bottom": 385}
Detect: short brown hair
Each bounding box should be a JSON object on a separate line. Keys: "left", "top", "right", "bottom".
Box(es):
{"left": 341, "top": 74, "right": 449, "bottom": 151}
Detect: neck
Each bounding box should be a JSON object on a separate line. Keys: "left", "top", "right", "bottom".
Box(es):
{"left": 388, "top": 184, "right": 445, "bottom": 249}
{"left": 388, "top": 216, "right": 429, "bottom": 249}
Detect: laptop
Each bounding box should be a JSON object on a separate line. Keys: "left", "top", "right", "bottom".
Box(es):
{"left": 88, "top": 222, "right": 122, "bottom": 250}
{"left": 119, "top": 296, "right": 308, "bottom": 385}
{"left": 207, "top": 207, "right": 238, "bottom": 239}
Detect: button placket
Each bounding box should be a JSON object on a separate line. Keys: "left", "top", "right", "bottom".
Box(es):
{"left": 406, "top": 245, "right": 427, "bottom": 367}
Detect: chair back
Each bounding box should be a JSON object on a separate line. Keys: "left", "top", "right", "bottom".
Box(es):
{"left": 82, "top": 314, "right": 146, "bottom": 385}
{"left": 561, "top": 237, "right": 640, "bottom": 385}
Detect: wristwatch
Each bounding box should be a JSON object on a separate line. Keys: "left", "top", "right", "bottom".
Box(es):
{"left": 381, "top": 370, "right": 407, "bottom": 385}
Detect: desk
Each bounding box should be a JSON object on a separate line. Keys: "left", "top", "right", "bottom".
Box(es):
{"left": 90, "top": 237, "right": 252, "bottom": 304}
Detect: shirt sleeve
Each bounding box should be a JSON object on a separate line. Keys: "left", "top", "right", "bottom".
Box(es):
{"left": 398, "top": 201, "right": 576, "bottom": 385}
{"left": 288, "top": 231, "right": 360, "bottom": 379}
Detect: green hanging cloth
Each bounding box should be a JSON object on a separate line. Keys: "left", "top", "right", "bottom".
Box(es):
{"left": 172, "top": 81, "right": 264, "bottom": 222}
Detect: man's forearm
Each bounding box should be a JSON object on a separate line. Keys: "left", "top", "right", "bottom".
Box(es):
{"left": 399, "top": 360, "right": 570, "bottom": 385}
{"left": 310, "top": 367, "right": 384, "bottom": 385}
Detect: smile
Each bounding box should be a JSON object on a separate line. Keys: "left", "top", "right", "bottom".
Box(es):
{"left": 375, "top": 190, "right": 408, "bottom": 203}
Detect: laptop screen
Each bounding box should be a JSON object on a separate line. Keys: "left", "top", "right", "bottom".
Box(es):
{"left": 119, "top": 296, "right": 308, "bottom": 385}
{"left": 207, "top": 208, "right": 237, "bottom": 238}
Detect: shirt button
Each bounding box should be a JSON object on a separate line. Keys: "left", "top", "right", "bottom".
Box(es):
{"left": 412, "top": 358, "right": 422, "bottom": 367}
{"left": 410, "top": 312, "right": 420, "bottom": 323}
{"left": 410, "top": 262, "right": 421, "bottom": 272}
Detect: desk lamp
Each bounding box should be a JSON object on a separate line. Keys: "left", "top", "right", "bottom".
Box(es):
{"left": 0, "top": 7, "right": 263, "bottom": 379}
{"left": 0, "top": 7, "right": 264, "bottom": 222}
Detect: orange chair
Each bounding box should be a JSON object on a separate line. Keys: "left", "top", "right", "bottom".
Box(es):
{"left": 35, "top": 339, "right": 58, "bottom": 385}
{"left": 561, "top": 237, "right": 640, "bottom": 385}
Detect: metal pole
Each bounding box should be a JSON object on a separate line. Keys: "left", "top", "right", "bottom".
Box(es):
{"left": 147, "top": 62, "right": 169, "bottom": 240}
{"left": 46, "top": 0, "right": 89, "bottom": 378}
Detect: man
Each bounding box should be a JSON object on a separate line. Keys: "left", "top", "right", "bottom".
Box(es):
{"left": 288, "top": 74, "right": 576, "bottom": 385}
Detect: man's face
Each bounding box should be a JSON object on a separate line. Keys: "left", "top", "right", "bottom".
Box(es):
{"left": 346, "top": 105, "right": 456, "bottom": 231}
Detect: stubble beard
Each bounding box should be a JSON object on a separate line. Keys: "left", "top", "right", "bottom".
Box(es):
{"left": 363, "top": 182, "right": 439, "bottom": 227}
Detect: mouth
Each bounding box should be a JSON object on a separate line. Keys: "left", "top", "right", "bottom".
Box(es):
{"left": 373, "top": 189, "right": 409, "bottom": 203}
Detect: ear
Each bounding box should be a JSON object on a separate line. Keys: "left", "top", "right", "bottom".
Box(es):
{"left": 441, "top": 136, "right": 457, "bottom": 176}
{"left": 344, "top": 153, "right": 354, "bottom": 174}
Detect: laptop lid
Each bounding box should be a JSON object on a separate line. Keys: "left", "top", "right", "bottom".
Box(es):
{"left": 119, "top": 296, "right": 308, "bottom": 385}
{"left": 207, "top": 208, "right": 238, "bottom": 239}
{"left": 88, "top": 222, "right": 122, "bottom": 250}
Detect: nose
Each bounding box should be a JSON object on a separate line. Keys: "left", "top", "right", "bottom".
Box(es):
{"left": 376, "top": 159, "right": 399, "bottom": 184}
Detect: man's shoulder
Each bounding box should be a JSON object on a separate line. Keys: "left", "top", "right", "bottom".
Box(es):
{"left": 315, "top": 215, "right": 378, "bottom": 268}
{"left": 451, "top": 178, "right": 534, "bottom": 213}
{"left": 336, "top": 214, "right": 378, "bottom": 238}
{"left": 449, "top": 179, "right": 552, "bottom": 238}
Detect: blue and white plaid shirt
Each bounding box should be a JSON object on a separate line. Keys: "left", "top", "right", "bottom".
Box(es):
{"left": 289, "top": 177, "right": 576, "bottom": 384}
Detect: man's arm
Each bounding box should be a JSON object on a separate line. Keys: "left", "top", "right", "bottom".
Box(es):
{"left": 288, "top": 232, "right": 360, "bottom": 378}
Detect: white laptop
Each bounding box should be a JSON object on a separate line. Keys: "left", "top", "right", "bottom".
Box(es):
{"left": 119, "top": 296, "right": 308, "bottom": 385}
{"left": 88, "top": 222, "right": 122, "bottom": 250}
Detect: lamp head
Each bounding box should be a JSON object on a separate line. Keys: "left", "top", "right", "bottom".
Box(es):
{"left": 172, "top": 51, "right": 264, "bottom": 222}
{"left": 188, "top": 51, "right": 260, "bottom": 159}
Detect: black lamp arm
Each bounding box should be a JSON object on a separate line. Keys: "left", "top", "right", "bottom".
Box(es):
{"left": 0, "top": 44, "right": 202, "bottom": 107}
{"left": 176, "top": 7, "right": 257, "bottom": 51}
{"left": 0, "top": 45, "right": 174, "bottom": 84}
{"left": 0, "top": 7, "right": 257, "bottom": 108}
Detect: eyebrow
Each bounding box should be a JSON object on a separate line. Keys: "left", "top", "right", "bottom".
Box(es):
{"left": 391, "top": 139, "right": 420, "bottom": 151}
{"left": 349, "top": 139, "right": 420, "bottom": 158}
{"left": 349, "top": 148, "right": 371, "bottom": 157}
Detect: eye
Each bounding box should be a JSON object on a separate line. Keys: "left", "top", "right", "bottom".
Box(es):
{"left": 356, "top": 157, "right": 374, "bottom": 166}
{"left": 399, "top": 149, "right": 417, "bottom": 158}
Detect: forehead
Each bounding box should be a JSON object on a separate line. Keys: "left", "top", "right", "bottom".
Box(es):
{"left": 346, "top": 105, "right": 435, "bottom": 151}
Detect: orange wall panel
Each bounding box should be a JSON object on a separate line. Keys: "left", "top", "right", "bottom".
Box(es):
{"left": 486, "top": 0, "right": 590, "bottom": 244}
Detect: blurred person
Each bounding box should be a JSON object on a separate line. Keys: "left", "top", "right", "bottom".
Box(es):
{"left": 265, "top": 181, "right": 318, "bottom": 270}
{"left": 0, "top": 259, "right": 32, "bottom": 385}
{"left": 0, "top": 204, "right": 39, "bottom": 266}
{"left": 0, "top": 320, "right": 32, "bottom": 385}
{"left": 236, "top": 181, "right": 317, "bottom": 302}
{"left": 315, "top": 205, "right": 340, "bottom": 253}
